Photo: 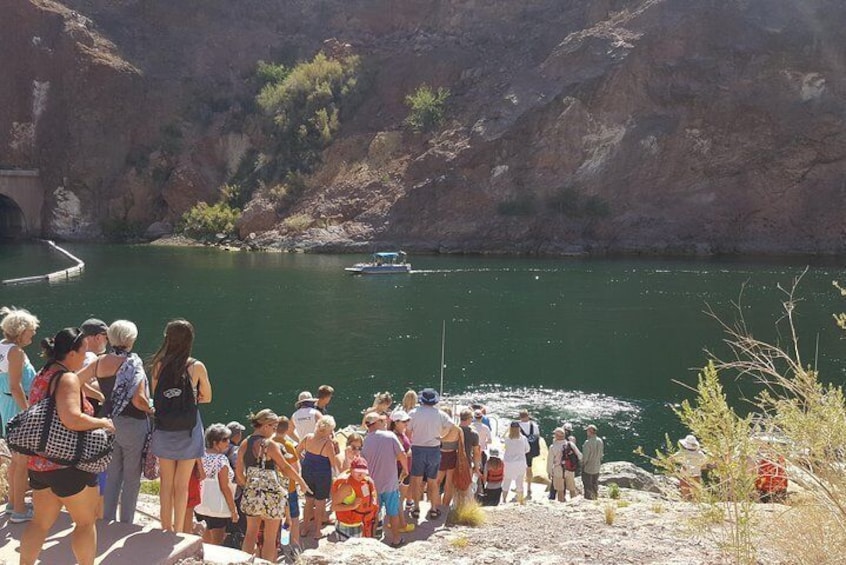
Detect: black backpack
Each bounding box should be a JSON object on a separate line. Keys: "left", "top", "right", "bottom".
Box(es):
{"left": 153, "top": 365, "right": 197, "bottom": 432}
{"left": 520, "top": 422, "right": 541, "bottom": 458}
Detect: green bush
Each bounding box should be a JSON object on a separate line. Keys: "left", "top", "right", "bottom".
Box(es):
{"left": 497, "top": 196, "right": 535, "bottom": 216}
{"left": 180, "top": 201, "right": 241, "bottom": 239}
{"left": 257, "top": 52, "right": 359, "bottom": 172}
{"left": 256, "top": 60, "right": 289, "bottom": 86}
{"left": 607, "top": 482, "right": 621, "bottom": 499}
{"left": 404, "top": 84, "right": 450, "bottom": 132}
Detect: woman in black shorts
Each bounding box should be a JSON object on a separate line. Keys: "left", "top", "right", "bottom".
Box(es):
{"left": 20, "top": 328, "right": 115, "bottom": 565}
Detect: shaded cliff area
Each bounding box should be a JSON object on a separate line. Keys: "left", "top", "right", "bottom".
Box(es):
{"left": 2, "top": 0, "right": 846, "bottom": 254}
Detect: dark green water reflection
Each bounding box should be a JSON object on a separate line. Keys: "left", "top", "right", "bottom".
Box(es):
{"left": 2, "top": 244, "right": 845, "bottom": 461}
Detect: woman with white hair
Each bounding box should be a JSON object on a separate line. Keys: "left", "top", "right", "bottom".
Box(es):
{"left": 78, "top": 319, "right": 153, "bottom": 524}
{"left": 0, "top": 306, "right": 39, "bottom": 522}
{"left": 296, "top": 414, "right": 339, "bottom": 538}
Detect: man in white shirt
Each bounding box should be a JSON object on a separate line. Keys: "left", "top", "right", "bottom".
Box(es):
{"left": 80, "top": 318, "right": 109, "bottom": 367}
{"left": 290, "top": 391, "right": 321, "bottom": 442}
{"left": 471, "top": 409, "right": 492, "bottom": 464}
{"left": 407, "top": 388, "right": 452, "bottom": 521}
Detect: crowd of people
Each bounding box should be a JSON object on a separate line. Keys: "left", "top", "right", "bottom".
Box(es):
{"left": 1, "top": 306, "right": 612, "bottom": 564}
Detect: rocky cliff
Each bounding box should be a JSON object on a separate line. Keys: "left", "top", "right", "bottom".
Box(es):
{"left": 3, "top": 0, "right": 846, "bottom": 253}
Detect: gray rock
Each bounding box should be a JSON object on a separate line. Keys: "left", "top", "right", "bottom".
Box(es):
{"left": 599, "top": 461, "right": 664, "bottom": 494}
{"left": 143, "top": 220, "right": 172, "bottom": 239}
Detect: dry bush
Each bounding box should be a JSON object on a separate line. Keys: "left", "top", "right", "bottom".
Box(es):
{"left": 604, "top": 503, "right": 616, "bottom": 525}
{"left": 769, "top": 500, "right": 846, "bottom": 565}
{"left": 447, "top": 497, "right": 487, "bottom": 527}
{"left": 282, "top": 213, "right": 313, "bottom": 233}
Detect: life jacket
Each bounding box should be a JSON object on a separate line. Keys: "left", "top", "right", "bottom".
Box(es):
{"left": 332, "top": 474, "right": 378, "bottom": 535}
{"left": 756, "top": 456, "right": 787, "bottom": 493}
{"left": 485, "top": 459, "right": 504, "bottom": 484}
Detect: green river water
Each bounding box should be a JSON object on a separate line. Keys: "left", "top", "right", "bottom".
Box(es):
{"left": 2, "top": 242, "right": 845, "bottom": 462}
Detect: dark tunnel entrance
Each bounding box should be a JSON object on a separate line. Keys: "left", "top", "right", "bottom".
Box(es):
{"left": 0, "top": 194, "right": 26, "bottom": 240}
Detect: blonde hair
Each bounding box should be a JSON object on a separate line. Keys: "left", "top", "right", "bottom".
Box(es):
{"left": 347, "top": 432, "right": 363, "bottom": 446}
{"left": 0, "top": 306, "right": 39, "bottom": 341}
{"left": 508, "top": 424, "right": 521, "bottom": 439}
{"left": 316, "top": 415, "right": 336, "bottom": 433}
{"left": 249, "top": 409, "right": 279, "bottom": 428}
{"left": 107, "top": 320, "right": 138, "bottom": 349}
{"left": 402, "top": 390, "right": 417, "bottom": 412}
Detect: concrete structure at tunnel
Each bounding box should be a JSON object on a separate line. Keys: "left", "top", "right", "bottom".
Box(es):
{"left": 0, "top": 169, "right": 43, "bottom": 237}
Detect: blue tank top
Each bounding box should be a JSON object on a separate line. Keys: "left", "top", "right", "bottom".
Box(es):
{"left": 0, "top": 342, "right": 36, "bottom": 397}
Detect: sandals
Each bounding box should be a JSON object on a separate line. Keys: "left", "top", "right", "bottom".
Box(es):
{"left": 426, "top": 508, "right": 441, "bottom": 520}
{"left": 410, "top": 508, "right": 421, "bottom": 519}
{"left": 389, "top": 537, "right": 406, "bottom": 548}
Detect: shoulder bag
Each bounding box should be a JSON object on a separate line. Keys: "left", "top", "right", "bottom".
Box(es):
{"left": 454, "top": 427, "right": 473, "bottom": 491}
{"left": 6, "top": 369, "right": 114, "bottom": 474}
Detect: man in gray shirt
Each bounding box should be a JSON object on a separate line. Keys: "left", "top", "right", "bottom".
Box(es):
{"left": 362, "top": 412, "right": 409, "bottom": 546}
{"left": 407, "top": 388, "right": 452, "bottom": 520}
{"left": 581, "top": 424, "right": 604, "bottom": 500}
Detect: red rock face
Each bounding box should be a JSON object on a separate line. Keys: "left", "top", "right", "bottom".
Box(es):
{"left": 2, "top": 0, "right": 846, "bottom": 252}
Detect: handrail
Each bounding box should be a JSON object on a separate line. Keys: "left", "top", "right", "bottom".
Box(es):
{"left": 2, "top": 239, "right": 85, "bottom": 285}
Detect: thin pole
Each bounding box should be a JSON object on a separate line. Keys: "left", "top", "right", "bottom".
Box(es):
{"left": 814, "top": 332, "right": 820, "bottom": 371}
{"left": 439, "top": 320, "right": 446, "bottom": 397}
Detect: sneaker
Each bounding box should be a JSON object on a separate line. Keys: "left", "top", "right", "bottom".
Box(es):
{"left": 10, "top": 508, "right": 34, "bottom": 523}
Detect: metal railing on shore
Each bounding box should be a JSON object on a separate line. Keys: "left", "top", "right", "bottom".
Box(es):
{"left": 2, "top": 239, "right": 85, "bottom": 285}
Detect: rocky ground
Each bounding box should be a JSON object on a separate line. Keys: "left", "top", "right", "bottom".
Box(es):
{"left": 164, "top": 462, "right": 790, "bottom": 564}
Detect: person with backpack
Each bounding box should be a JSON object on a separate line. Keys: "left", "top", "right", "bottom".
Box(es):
{"left": 547, "top": 427, "right": 582, "bottom": 502}
{"left": 150, "top": 319, "right": 212, "bottom": 533}
{"left": 517, "top": 409, "right": 541, "bottom": 499}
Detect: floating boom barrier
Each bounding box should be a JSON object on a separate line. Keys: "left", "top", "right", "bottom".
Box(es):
{"left": 2, "top": 239, "right": 85, "bottom": 285}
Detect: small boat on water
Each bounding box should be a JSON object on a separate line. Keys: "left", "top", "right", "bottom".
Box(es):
{"left": 345, "top": 251, "right": 412, "bottom": 274}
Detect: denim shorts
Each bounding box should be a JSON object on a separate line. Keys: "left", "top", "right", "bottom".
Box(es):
{"left": 410, "top": 446, "right": 441, "bottom": 480}
{"left": 378, "top": 489, "right": 400, "bottom": 517}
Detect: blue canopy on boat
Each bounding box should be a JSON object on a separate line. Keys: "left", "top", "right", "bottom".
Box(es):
{"left": 373, "top": 252, "right": 405, "bottom": 259}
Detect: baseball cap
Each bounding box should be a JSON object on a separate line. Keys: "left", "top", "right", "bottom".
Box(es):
{"left": 80, "top": 318, "right": 108, "bottom": 336}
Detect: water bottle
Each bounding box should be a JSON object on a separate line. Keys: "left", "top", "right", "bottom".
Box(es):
{"left": 280, "top": 523, "right": 290, "bottom": 546}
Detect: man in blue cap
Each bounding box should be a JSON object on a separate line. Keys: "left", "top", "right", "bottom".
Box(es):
{"left": 407, "top": 388, "right": 451, "bottom": 521}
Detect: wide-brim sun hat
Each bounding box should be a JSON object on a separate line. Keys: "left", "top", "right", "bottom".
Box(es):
{"left": 679, "top": 434, "right": 701, "bottom": 450}
{"left": 295, "top": 391, "right": 315, "bottom": 407}
{"left": 419, "top": 388, "right": 439, "bottom": 406}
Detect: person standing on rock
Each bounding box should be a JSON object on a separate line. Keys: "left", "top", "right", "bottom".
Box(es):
{"left": 407, "top": 388, "right": 452, "bottom": 521}
{"left": 581, "top": 424, "right": 604, "bottom": 500}
{"left": 517, "top": 409, "right": 541, "bottom": 499}
{"left": 361, "top": 412, "right": 410, "bottom": 547}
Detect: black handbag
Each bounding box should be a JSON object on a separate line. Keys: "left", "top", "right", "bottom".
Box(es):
{"left": 6, "top": 369, "right": 114, "bottom": 474}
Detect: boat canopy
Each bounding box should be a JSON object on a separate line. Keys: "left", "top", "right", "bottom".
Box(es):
{"left": 373, "top": 251, "right": 406, "bottom": 259}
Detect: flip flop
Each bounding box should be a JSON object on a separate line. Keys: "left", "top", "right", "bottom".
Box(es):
{"left": 426, "top": 509, "right": 441, "bottom": 520}
{"left": 390, "top": 537, "right": 406, "bottom": 548}
{"left": 411, "top": 508, "right": 420, "bottom": 519}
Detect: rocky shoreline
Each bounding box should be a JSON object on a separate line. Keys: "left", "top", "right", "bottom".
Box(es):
{"left": 168, "top": 461, "right": 790, "bottom": 565}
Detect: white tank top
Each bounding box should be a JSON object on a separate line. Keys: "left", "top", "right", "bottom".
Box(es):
{"left": 0, "top": 341, "right": 15, "bottom": 373}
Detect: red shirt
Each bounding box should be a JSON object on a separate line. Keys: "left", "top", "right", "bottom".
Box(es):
{"left": 27, "top": 366, "right": 94, "bottom": 472}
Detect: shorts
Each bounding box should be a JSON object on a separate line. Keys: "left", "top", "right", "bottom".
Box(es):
{"left": 97, "top": 471, "right": 107, "bottom": 495}
{"left": 336, "top": 522, "right": 362, "bottom": 540}
{"left": 410, "top": 446, "right": 440, "bottom": 480}
{"left": 525, "top": 454, "right": 535, "bottom": 467}
{"left": 29, "top": 468, "right": 98, "bottom": 498}
{"left": 439, "top": 450, "right": 457, "bottom": 471}
{"left": 288, "top": 490, "right": 300, "bottom": 518}
{"left": 188, "top": 473, "right": 201, "bottom": 507}
{"left": 377, "top": 490, "right": 400, "bottom": 517}
{"left": 195, "top": 511, "right": 229, "bottom": 530}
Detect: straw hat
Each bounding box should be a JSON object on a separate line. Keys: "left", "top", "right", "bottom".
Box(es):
{"left": 679, "top": 434, "right": 701, "bottom": 451}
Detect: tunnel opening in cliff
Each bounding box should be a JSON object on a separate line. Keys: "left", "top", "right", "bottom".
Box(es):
{"left": 0, "top": 195, "right": 26, "bottom": 240}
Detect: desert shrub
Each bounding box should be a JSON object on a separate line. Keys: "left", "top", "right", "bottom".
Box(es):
{"left": 546, "top": 187, "right": 610, "bottom": 218}
{"left": 607, "top": 482, "right": 621, "bottom": 499}
{"left": 282, "top": 213, "right": 313, "bottom": 233}
{"left": 139, "top": 479, "right": 160, "bottom": 495}
{"left": 180, "top": 201, "right": 241, "bottom": 239}
{"left": 255, "top": 60, "right": 289, "bottom": 86}
{"left": 257, "top": 52, "right": 360, "bottom": 172}
{"left": 404, "top": 84, "right": 450, "bottom": 132}
{"left": 497, "top": 196, "right": 536, "bottom": 216}
{"left": 604, "top": 503, "right": 616, "bottom": 525}
{"left": 447, "top": 498, "right": 487, "bottom": 527}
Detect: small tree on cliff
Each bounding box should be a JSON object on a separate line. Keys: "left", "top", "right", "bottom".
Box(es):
{"left": 257, "top": 51, "right": 360, "bottom": 174}
{"left": 404, "top": 84, "right": 450, "bottom": 132}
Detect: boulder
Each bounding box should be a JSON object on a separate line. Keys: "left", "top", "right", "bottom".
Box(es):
{"left": 143, "top": 220, "right": 173, "bottom": 240}
{"left": 599, "top": 461, "right": 664, "bottom": 494}
{"left": 237, "top": 196, "right": 277, "bottom": 239}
